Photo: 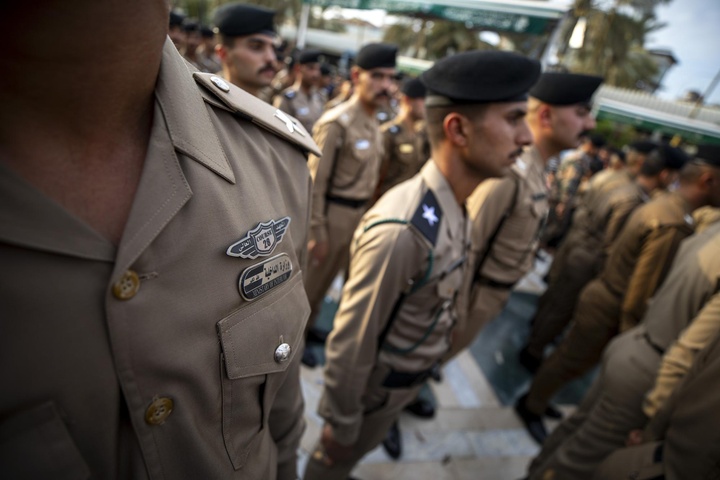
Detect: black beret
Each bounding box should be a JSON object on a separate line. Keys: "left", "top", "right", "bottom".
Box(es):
{"left": 530, "top": 72, "right": 603, "bottom": 105}
{"left": 659, "top": 144, "right": 689, "bottom": 170}
{"left": 421, "top": 50, "right": 541, "bottom": 105}
{"left": 169, "top": 11, "right": 185, "bottom": 28}
{"left": 695, "top": 144, "right": 720, "bottom": 168}
{"left": 298, "top": 49, "right": 322, "bottom": 65}
{"left": 355, "top": 43, "right": 398, "bottom": 70}
{"left": 588, "top": 133, "right": 606, "bottom": 148}
{"left": 401, "top": 77, "right": 426, "bottom": 99}
{"left": 213, "top": 3, "right": 276, "bottom": 37}
{"left": 200, "top": 25, "right": 214, "bottom": 38}
{"left": 320, "top": 63, "right": 332, "bottom": 76}
{"left": 183, "top": 20, "right": 200, "bottom": 33}
{"left": 628, "top": 140, "right": 658, "bottom": 154}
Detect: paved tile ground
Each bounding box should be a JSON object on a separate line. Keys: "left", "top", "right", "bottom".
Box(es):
{"left": 298, "top": 252, "right": 594, "bottom": 479}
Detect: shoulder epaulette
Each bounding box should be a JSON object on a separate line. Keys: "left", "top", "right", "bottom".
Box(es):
{"left": 283, "top": 89, "right": 296, "bottom": 99}
{"left": 193, "top": 73, "right": 320, "bottom": 157}
{"left": 410, "top": 189, "right": 443, "bottom": 246}
{"left": 388, "top": 124, "right": 401, "bottom": 134}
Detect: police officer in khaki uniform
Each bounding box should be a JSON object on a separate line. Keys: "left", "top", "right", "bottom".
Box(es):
{"left": 515, "top": 153, "right": 720, "bottom": 445}
{"left": 543, "top": 134, "right": 606, "bottom": 247}
{"left": 302, "top": 43, "right": 398, "bottom": 367}
{"left": 302, "top": 50, "right": 540, "bottom": 480}
{"left": 519, "top": 144, "right": 685, "bottom": 373}
{"left": 594, "top": 328, "right": 720, "bottom": 480}
{"left": 0, "top": 2, "right": 319, "bottom": 478}
{"left": 274, "top": 49, "right": 325, "bottom": 134}
{"left": 375, "top": 77, "right": 429, "bottom": 201}
{"left": 214, "top": 3, "right": 279, "bottom": 99}
{"left": 446, "top": 72, "right": 601, "bottom": 363}
{"left": 526, "top": 198, "right": 720, "bottom": 480}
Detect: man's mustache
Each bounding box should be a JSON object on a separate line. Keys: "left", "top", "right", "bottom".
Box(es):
{"left": 374, "top": 90, "right": 391, "bottom": 99}
{"left": 258, "top": 64, "right": 275, "bottom": 75}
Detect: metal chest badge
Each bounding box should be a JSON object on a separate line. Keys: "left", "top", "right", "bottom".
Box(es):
{"left": 227, "top": 217, "right": 291, "bottom": 259}
{"left": 239, "top": 253, "right": 293, "bottom": 300}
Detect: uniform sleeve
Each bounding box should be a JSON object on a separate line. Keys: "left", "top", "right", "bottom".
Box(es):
{"left": 603, "top": 197, "right": 641, "bottom": 254}
{"left": 307, "top": 121, "right": 343, "bottom": 243}
{"left": 642, "top": 291, "right": 720, "bottom": 418}
{"left": 317, "top": 224, "right": 425, "bottom": 445}
{"left": 620, "top": 226, "right": 690, "bottom": 331}
{"left": 269, "top": 354, "right": 305, "bottom": 480}
{"left": 466, "top": 176, "right": 517, "bottom": 281}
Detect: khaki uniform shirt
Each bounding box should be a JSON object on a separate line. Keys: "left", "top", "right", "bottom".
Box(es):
{"left": 318, "top": 161, "right": 468, "bottom": 445}
{"left": 273, "top": 86, "right": 325, "bottom": 136}
{"left": 0, "top": 39, "right": 319, "bottom": 480}
{"left": 308, "top": 96, "right": 384, "bottom": 243}
{"left": 641, "top": 222, "right": 720, "bottom": 417}
{"left": 693, "top": 206, "right": 720, "bottom": 233}
{"left": 375, "top": 118, "right": 428, "bottom": 199}
{"left": 644, "top": 327, "right": 720, "bottom": 479}
{"left": 466, "top": 145, "right": 549, "bottom": 289}
{"left": 600, "top": 192, "right": 695, "bottom": 331}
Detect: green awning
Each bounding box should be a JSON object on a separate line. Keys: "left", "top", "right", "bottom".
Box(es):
{"left": 301, "top": 0, "right": 568, "bottom": 35}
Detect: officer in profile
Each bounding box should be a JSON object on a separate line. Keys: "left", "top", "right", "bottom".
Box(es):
{"left": 374, "top": 76, "right": 429, "bottom": 201}
{"left": 302, "top": 42, "right": 398, "bottom": 368}
{"left": 0, "top": 1, "right": 319, "bottom": 478}
{"left": 274, "top": 49, "right": 326, "bottom": 135}
{"left": 168, "top": 10, "right": 186, "bottom": 51}
{"left": 213, "top": 2, "right": 278, "bottom": 98}
{"left": 302, "top": 50, "right": 540, "bottom": 480}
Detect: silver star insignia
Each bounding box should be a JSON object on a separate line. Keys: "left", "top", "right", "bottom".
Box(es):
{"left": 422, "top": 204, "right": 439, "bottom": 226}
{"left": 274, "top": 110, "right": 305, "bottom": 137}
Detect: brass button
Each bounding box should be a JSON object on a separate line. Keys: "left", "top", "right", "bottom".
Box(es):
{"left": 145, "top": 396, "right": 173, "bottom": 425}
{"left": 112, "top": 270, "right": 140, "bottom": 300}
{"left": 274, "top": 343, "right": 292, "bottom": 363}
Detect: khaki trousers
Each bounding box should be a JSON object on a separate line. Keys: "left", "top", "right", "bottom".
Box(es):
{"left": 303, "top": 383, "right": 421, "bottom": 480}
{"left": 527, "top": 241, "right": 601, "bottom": 358}
{"left": 304, "top": 202, "right": 366, "bottom": 335}
{"left": 526, "top": 279, "right": 620, "bottom": 415}
{"left": 528, "top": 327, "right": 661, "bottom": 480}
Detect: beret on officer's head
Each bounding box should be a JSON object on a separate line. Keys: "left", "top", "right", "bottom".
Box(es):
{"left": 200, "top": 25, "right": 214, "bottom": 38}
{"left": 629, "top": 140, "right": 658, "bottom": 154}
{"left": 320, "top": 63, "right": 332, "bottom": 76}
{"left": 355, "top": 43, "right": 398, "bottom": 70}
{"left": 298, "top": 49, "right": 322, "bottom": 65}
{"left": 530, "top": 72, "right": 603, "bottom": 106}
{"left": 695, "top": 144, "right": 720, "bottom": 168}
{"left": 213, "top": 3, "right": 276, "bottom": 37}
{"left": 183, "top": 20, "right": 200, "bottom": 33}
{"left": 169, "top": 11, "right": 185, "bottom": 28}
{"left": 659, "top": 144, "right": 689, "bottom": 170}
{"left": 420, "top": 50, "right": 541, "bottom": 105}
{"left": 401, "top": 77, "right": 426, "bottom": 99}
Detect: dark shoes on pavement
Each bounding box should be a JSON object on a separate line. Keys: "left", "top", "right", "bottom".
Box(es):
{"left": 514, "top": 394, "right": 547, "bottom": 444}
{"left": 381, "top": 421, "right": 402, "bottom": 460}
{"left": 403, "top": 397, "right": 436, "bottom": 418}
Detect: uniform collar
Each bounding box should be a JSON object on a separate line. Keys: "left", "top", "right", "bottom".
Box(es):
{"left": 420, "top": 160, "right": 465, "bottom": 241}
{"left": 155, "top": 38, "right": 235, "bottom": 184}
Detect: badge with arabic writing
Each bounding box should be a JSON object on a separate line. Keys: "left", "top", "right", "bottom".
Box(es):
{"left": 239, "top": 253, "right": 293, "bottom": 300}
{"left": 226, "top": 217, "right": 291, "bottom": 259}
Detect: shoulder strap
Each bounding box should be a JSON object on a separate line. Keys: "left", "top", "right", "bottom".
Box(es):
{"left": 193, "top": 73, "right": 320, "bottom": 157}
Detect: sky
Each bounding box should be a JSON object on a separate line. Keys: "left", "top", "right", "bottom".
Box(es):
{"left": 646, "top": 0, "right": 720, "bottom": 103}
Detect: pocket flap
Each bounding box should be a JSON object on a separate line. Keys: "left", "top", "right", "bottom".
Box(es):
{"left": 218, "top": 273, "right": 310, "bottom": 379}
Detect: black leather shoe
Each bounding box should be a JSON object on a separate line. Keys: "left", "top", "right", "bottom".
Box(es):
{"left": 381, "top": 421, "right": 402, "bottom": 460}
{"left": 514, "top": 394, "right": 547, "bottom": 444}
{"left": 544, "top": 404, "right": 563, "bottom": 419}
{"left": 306, "top": 327, "right": 329, "bottom": 345}
{"left": 404, "top": 397, "right": 436, "bottom": 418}
{"left": 301, "top": 347, "right": 318, "bottom": 368}
{"left": 518, "top": 346, "right": 542, "bottom": 374}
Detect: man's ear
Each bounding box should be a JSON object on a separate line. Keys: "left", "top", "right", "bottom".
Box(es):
{"left": 350, "top": 66, "right": 361, "bottom": 86}
{"left": 538, "top": 104, "right": 552, "bottom": 128}
{"left": 216, "top": 43, "right": 227, "bottom": 61}
{"left": 444, "top": 113, "right": 468, "bottom": 147}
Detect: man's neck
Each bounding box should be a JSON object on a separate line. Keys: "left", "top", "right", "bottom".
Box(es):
{"left": 354, "top": 93, "right": 377, "bottom": 117}
{"left": 224, "top": 70, "right": 260, "bottom": 97}
{"left": 531, "top": 135, "right": 558, "bottom": 165}
{"left": 0, "top": 1, "right": 167, "bottom": 244}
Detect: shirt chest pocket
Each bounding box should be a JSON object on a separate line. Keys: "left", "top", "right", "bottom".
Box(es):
{"left": 217, "top": 273, "right": 309, "bottom": 470}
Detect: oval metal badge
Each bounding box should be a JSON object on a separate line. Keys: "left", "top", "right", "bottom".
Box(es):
{"left": 399, "top": 143, "right": 414, "bottom": 154}
{"left": 239, "top": 253, "right": 293, "bottom": 301}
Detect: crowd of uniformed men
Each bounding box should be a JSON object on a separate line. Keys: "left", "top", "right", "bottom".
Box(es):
{"left": 2, "top": 1, "right": 720, "bottom": 479}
